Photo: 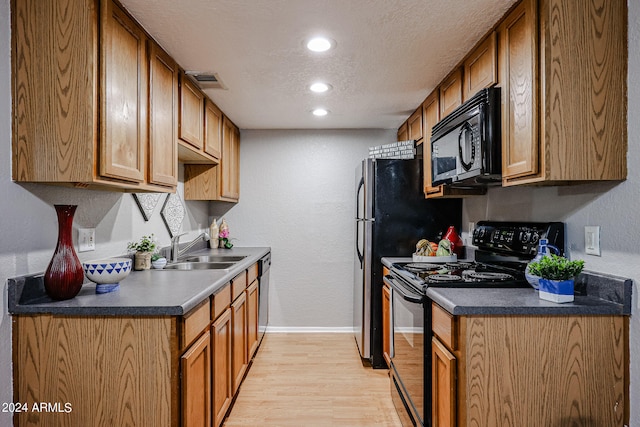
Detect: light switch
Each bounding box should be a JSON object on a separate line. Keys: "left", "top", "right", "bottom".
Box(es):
{"left": 584, "top": 226, "right": 601, "bottom": 256}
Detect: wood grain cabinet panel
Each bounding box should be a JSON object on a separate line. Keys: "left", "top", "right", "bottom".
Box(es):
{"left": 439, "top": 68, "right": 463, "bottom": 118}
{"left": 397, "top": 121, "right": 408, "bottom": 142}
{"left": 498, "top": 0, "right": 538, "bottom": 181}
{"left": 382, "top": 283, "right": 391, "bottom": 367}
{"left": 231, "top": 292, "right": 248, "bottom": 394}
{"left": 432, "top": 337, "right": 456, "bottom": 427}
{"left": 100, "top": 0, "right": 147, "bottom": 183}
{"left": 179, "top": 73, "right": 205, "bottom": 150}
{"left": 148, "top": 40, "right": 178, "bottom": 187}
{"left": 220, "top": 116, "right": 241, "bottom": 201}
{"left": 205, "top": 99, "right": 223, "bottom": 160}
{"left": 407, "top": 108, "right": 423, "bottom": 143}
{"left": 463, "top": 31, "right": 497, "bottom": 101}
{"left": 182, "top": 331, "right": 212, "bottom": 427}
{"left": 212, "top": 308, "right": 232, "bottom": 427}
{"left": 247, "top": 280, "right": 259, "bottom": 360}
{"left": 11, "top": 0, "right": 179, "bottom": 192}
{"left": 499, "top": 0, "right": 627, "bottom": 185}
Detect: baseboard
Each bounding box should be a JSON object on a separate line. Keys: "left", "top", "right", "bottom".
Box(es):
{"left": 266, "top": 326, "right": 354, "bottom": 333}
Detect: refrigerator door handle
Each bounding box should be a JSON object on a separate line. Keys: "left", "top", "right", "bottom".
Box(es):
{"left": 355, "top": 176, "right": 364, "bottom": 219}
{"left": 356, "top": 224, "right": 363, "bottom": 264}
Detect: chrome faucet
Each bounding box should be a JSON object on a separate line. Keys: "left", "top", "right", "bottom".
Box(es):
{"left": 170, "top": 232, "right": 211, "bottom": 262}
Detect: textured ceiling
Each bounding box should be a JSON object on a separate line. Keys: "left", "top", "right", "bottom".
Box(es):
{"left": 120, "top": 0, "right": 518, "bottom": 129}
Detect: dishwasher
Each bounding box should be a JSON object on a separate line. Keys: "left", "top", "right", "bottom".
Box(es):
{"left": 258, "top": 252, "right": 271, "bottom": 344}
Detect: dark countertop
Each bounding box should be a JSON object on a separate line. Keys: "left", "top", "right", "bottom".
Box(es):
{"left": 381, "top": 257, "right": 632, "bottom": 316}
{"left": 8, "top": 247, "right": 270, "bottom": 316}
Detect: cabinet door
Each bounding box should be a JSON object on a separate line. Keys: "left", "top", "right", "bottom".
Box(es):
{"left": 204, "top": 99, "right": 223, "bottom": 160}
{"left": 181, "top": 332, "right": 212, "bottom": 427}
{"left": 212, "top": 308, "right": 232, "bottom": 427}
{"left": 100, "top": 0, "right": 147, "bottom": 183}
{"left": 231, "top": 292, "right": 248, "bottom": 394}
{"left": 179, "top": 74, "right": 205, "bottom": 149}
{"left": 463, "top": 32, "right": 497, "bottom": 101}
{"left": 439, "top": 68, "right": 463, "bottom": 118}
{"left": 220, "top": 117, "right": 240, "bottom": 201}
{"left": 397, "top": 122, "right": 408, "bottom": 141}
{"left": 148, "top": 41, "right": 178, "bottom": 187}
{"left": 382, "top": 284, "right": 391, "bottom": 367}
{"left": 246, "top": 280, "right": 259, "bottom": 360}
{"left": 423, "top": 91, "right": 445, "bottom": 198}
{"left": 498, "top": 0, "right": 539, "bottom": 180}
{"left": 432, "top": 337, "right": 456, "bottom": 427}
{"left": 407, "top": 108, "right": 423, "bottom": 144}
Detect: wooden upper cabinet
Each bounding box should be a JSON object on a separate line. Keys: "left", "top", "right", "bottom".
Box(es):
{"left": 148, "top": 40, "right": 178, "bottom": 187}
{"left": 499, "top": 0, "right": 627, "bottom": 186}
{"left": 422, "top": 91, "right": 444, "bottom": 197}
{"left": 439, "top": 67, "right": 463, "bottom": 118}
{"left": 220, "top": 117, "right": 240, "bottom": 202}
{"left": 11, "top": 0, "right": 176, "bottom": 191}
{"left": 204, "top": 99, "right": 223, "bottom": 160}
{"left": 407, "top": 108, "right": 423, "bottom": 144}
{"left": 397, "top": 122, "right": 408, "bottom": 142}
{"left": 100, "top": 0, "right": 147, "bottom": 183}
{"left": 498, "top": 0, "right": 539, "bottom": 181}
{"left": 179, "top": 73, "right": 205, "bottom": 150}
{"left": 463, "top": 31, "right": 497, "bottom": 101}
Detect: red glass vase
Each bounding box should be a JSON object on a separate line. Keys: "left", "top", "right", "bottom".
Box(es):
{"left": 44, "top": 205, "right": 85, "bottom": 300}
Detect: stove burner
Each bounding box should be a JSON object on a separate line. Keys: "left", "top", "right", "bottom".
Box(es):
{"left": 404, "top": 263, "right": 441, "bottom": 272}
{"left": 465, "top": 272, "right": 514, "bottom": 282}
{"left": 427, "top": 274, "right": 462, "bottom": 283}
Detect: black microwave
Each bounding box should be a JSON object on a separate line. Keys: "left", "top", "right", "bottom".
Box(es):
{"left": 431, "top": 87, "right": 502, "bottom": 187}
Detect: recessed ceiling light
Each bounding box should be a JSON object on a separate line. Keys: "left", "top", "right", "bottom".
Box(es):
{"left": 310, "top": 82, "right": 331, "bottom": 93}
{"left": 312, "top": 108, "right": 329, "bottom": 117}
{"left": 306, "top": 37, "right": 333, "bottom": 52}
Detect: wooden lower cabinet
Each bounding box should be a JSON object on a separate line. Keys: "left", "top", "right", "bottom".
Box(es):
{"left": 231, "top": 292, "right": 248, "bottom": 394}
{"left": 182, "top": 331, "right": 212, "bottom": 427}
{"left": 247, "top": 280, "right": 259, "bottom": 360}
{"left": 431, "top": 303, "right": 628, "bottom": 426}
{"left": 432, "top": 337, "right": 456, "bottom": 427}
{"left": 382, "top": 283, "right": 391, "bottom": 367}
{"left": 13, "top": 276, "right": 264, "bottom": 427}
{"left": 212, "top": 308, "right": 232, "bottom": 427}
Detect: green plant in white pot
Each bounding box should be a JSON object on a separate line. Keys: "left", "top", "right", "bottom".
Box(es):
{"left": 527, "top": 254, "right": 585, "bottom": 303}
{"left": 127, "top": 234, "right": 157, "bottom": 270}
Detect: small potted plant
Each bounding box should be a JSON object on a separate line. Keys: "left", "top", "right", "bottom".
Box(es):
{"left": 527, "top": 254, "right": 585, "bottom": 303}
{"left": 127, "top": 234, "right": 157, "bottom": 270}
{"left": 151, "top": 252, "right": 167, "bottom": 269}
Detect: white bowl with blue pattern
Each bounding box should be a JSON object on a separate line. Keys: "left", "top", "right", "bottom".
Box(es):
{"left": 83, "top": 258, "right": 132, "bottom": 294}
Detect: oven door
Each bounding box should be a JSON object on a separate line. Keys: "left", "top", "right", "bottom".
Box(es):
{"left": 384, "top": 274, "right": 428, "bottom": 427}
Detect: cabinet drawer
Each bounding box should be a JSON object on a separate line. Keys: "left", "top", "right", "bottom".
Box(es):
{"left": 432, "top": 302, "right": 456, "bottom": 351}
{"left": 247, "top": 262, "right": 259, "bottom": 284}
{"left": 182, "top": 299, "right": 211, "bottom": 350}
{"left": 231, "top": 271, "right": 247, "bottom": 301}
{"left": 213, "top": 283, "right": 231, "bottom": 319}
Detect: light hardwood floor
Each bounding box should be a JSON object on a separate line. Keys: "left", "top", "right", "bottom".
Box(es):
{"left": 223, "top": 333, "right": 403, "bottom": 427}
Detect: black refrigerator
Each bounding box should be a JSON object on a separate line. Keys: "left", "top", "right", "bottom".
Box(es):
{"left": 353, "top": 158, "right": 462, "bottom": 368}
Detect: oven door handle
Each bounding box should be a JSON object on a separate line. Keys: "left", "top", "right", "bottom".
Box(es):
{"left": 384, "top": 275, "right": 424, "bottom": 303}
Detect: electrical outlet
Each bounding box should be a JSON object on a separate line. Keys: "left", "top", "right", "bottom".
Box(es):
{"left": 584, "top": 226, "right": 601, "bottom": 256}
{"left": 78, "top": 228, "right": 96, "bottom": 252}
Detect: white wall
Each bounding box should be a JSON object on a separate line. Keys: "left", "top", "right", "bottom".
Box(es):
{"left": 0, "top": 1, "right": 208, "bottom": 422}
{"left": 220, "top": 129, "right": 395, "bottom": 330}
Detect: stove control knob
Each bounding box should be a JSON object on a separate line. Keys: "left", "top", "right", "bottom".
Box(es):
{"left": 531, "top": 233, "right": 540, "bottom": 244}
{"left": 522, "top": 231, "right": 531, "bottom": 243}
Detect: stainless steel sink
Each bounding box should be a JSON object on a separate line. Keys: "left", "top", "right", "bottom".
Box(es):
{"left": 163, "top": 262, "right": 236, "bottom": 271}
{"left": 181, "top": 255, "right": 247, "bottom": 263}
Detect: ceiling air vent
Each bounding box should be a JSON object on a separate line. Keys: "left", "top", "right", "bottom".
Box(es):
{"left": 185, "top": 71, "right": 227, "bottom": 89}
